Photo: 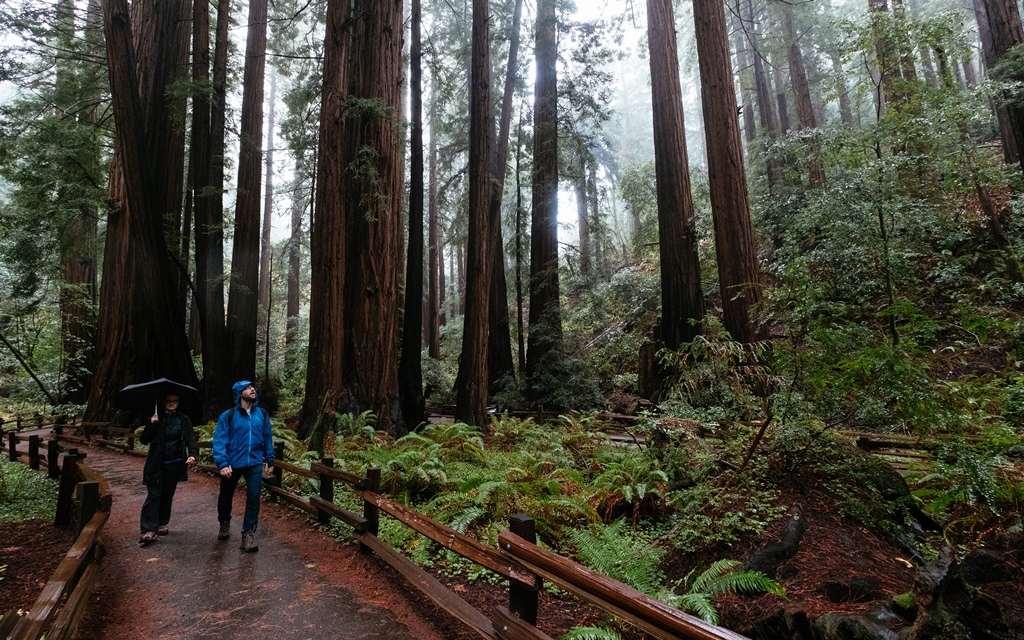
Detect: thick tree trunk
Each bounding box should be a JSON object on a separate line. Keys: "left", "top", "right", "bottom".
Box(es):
{"left": 647, "top": 0, "right": 705, "bottom": 350}
{"left": 977, "top": 0, "right": 1024, "bottom": 167}
{"left": 973, "top": 0, "right": 1018, "bottom": 162}
{"left": 298, "top": 0, "right": 351, "bottom": 441}
{"left": 486, "top": 0, "right": 524, "bottom": 393}
{"left": 57, "top": 0, "right": 98, "bottom": 404}
{"left": 226, "top": 0, "right": 268, "bottom": 383}
{"left": 693, "top": 0, "right": 766, "bottom": 343}
{"left": 337, "top": 0, "right": 405, "bottom": 436}
{"left": 400, "top": 0, "right": 426, "bottom": 429}
{"left": 455, "top": 0, "right": 494, "bottom": 427}
{"left": 89, "top": 0, "right": 198, "bottom": 423}
{"left": 526, "top": 0, "right": 563, "bottom": 394}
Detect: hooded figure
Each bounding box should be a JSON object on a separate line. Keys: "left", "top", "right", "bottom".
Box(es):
{"left": 213, "top": 380, "right": 275, "bottom": 551}
{"left": 138, "top": 392, "right": 198, "bottom": 544}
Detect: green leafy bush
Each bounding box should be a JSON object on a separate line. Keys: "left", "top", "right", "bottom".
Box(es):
{"left": 0, "top": 457, "right": 58, "bottom": 521}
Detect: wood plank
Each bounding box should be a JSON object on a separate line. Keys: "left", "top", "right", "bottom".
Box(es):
{"left": 492, "top": 606, "right": 555, "bottom": 640}
{"left": 45, "top": 561, "right": 101, "bottom": 640}
{"left": 0, "top": 609, "right": 21, "bottom": 637}
{"left": 498, "top": 531, "right": 750, "bottom": 640}
{"left": 308, "top": 495, "right": 368, "bottom": 531}
{"left": 310, "top": 462, "right": 367, "bottom": 487}
{"left": 11, "top": 511, "right": 107, "bottom": 640}
{"left": 77, "top": 463, "right": 114, "bottom": 512}
{"left": 353, "top": 530, "right": 495, "bottom": 639}
{"left": 352, "top": 487, "right": 536, "bottom": 588}
{"left": 275, "top": 459, "right": 319, "bottom": 479}
{"left": 264, "top": 485, "right": 318, "bottom": 516}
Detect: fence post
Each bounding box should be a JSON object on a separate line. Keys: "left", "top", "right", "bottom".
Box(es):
{"left": 54, "top": 453, "right": 79, "bottom": 527}
{"left": 318, "top": 457, "right": 334, "bottom": 525}
{"left": 28, "top": 435, "right": 39, "bottom": 470}
{"left": 508, "top": 514, "right": 540, "bottom": 625}
{"left": 360, "top": 467, "right": 381, "bottom": 554}
{"left": 75, "top": 481, "right": 100, "bottom": 535}
{"left": 273, "top": 441, "right": 284, "bottom": 487}
{"left": 53, "top": 414, "right": 65, "bottom": 436}
{"left": 7, "top": 432, "right": 17, "bottom": 462}
{"left": 47, "top": 439, "right": 60, "bottom": 479}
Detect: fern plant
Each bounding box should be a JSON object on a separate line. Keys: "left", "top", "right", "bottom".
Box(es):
{"left": 565, "top": 518, "right": 665, "bottom": 595}
{"left": 659, "top": 559, "right": 786, "bottom": 624}
{"left": 562, "top": 626, "right": 621, "bottom": 640}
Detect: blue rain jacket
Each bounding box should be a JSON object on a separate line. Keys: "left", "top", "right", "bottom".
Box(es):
{"left": 213, "top": 380, "right": 275, "bottom": 470}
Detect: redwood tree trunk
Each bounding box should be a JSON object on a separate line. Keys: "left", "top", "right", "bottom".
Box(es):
{"left": 399, "top": 0, "right": 426, "bottom": 429}
{"left": 299, "top": 0, "right": 351, "bottom": 440}
{"left": 784, "top": 3, "right": 826, "bottom": 189}
{"left": 89, "top": 0, "right": 198, "bottom": 423}
{"left": 648, "top": 0, "right": 705, "bottom": 351}
{"left": 526, "top": 0, "right": 563, "bottom": 394}
{"left": 693, "top": 0, "right": 766, "bottom": 343}
{"left": 487, "top": 0, "right": 524, "bottom": 393}
{"left": 455, "top": 0, "right": 494, "bottom": 427}
{"left": 226, "top": 0, "right": 268, "bottom": 383}
{"left": 337, "top": 0, "right": 405, "bottom": 435}
{"left": 426, "top": 97, "right": 441, "bottom": 359}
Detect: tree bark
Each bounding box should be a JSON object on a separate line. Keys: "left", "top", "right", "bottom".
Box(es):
{"left": 427, "top": 95, "right": 441, "bottom": 359}
{"left": 337, "top": 0, "right": 405, "bottom": 435}
{"left": 259, "top": 74, "right": 277, "bottom": 316}
{"left": 973, "top": 0, "right": 1017, "bottom": 162}
{"left": 298, "top": 0, "right": 351, "bottom": 441}
{"left": 226, "top": 0, "right": 268, "bottom": 383}
{"left": 784, "top": 3, "right": 826, "bottom": 189}
{"left": 89, "top": 0, "right": 198, "bottom": 423}
{"left": 526, "top": 0, "right": 563, "bottom": 394}
{"left": 400, "top": 0, "right": 427, "bottom": 429}
{"left": 486, "top": 0, "right": 524, "bottom": 394}
{"left": 693, "top": 0, "right": 766, "bottom": 343}
{"left": 455, "top": 0, "right": 494, "bottom": 427}
{"left": 647, "top": 0, "right": 705, "bottom": 350}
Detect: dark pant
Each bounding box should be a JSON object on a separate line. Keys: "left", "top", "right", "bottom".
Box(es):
{"left": 217, "top": 464, "right": 263, "bottom": 533}
{"left": 140, "top": 464, "right": 180, "bottom": 533}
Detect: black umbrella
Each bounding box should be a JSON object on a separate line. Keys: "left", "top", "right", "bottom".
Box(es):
{"left": 117, "top": 378, "right": 201, "bottom": 422}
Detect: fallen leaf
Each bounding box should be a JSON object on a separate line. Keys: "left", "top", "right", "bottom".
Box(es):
{"left": 895, "top": 557, "right": 913, "bottom": 568}
{"left": 453, "top": 584, "right": 467, "bottom": 593}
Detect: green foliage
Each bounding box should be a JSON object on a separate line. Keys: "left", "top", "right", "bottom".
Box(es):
{"left": 660, "top": 559, "right": 786, "bottom": 625}
{"left": 561, "top": 626, "right": 622, "bottom": 640}
{"left": 565, "top": 518, "right": 664, "bottom": 595}
{"left": 666, "top": 478, "right": 787, "bottom": 553}
{"left": 0, "top": 457, "right": 58, "bottom": 522}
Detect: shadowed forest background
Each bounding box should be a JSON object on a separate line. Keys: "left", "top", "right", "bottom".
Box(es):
{"left": 1, "top": 0, "right": 1023, "bottom": 637}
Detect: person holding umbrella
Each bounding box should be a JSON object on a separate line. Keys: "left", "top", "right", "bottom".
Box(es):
{"left": 213, "top": 381, "right": 274, "bottom": 552}
{"left": 138, "top": 392, "right": 198, "bottom": 545}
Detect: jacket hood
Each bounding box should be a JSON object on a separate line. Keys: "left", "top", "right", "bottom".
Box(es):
{"left": 231, "top": 380, "right": 259, "bottom": 407}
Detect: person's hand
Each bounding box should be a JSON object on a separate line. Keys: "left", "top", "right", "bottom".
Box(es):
{"left": 186, "top": 456, "right": 196, "bottom": 465}
{"left": 264, "top": 463, "right": 274, "bottom": 475}
{"left": 219, "top": 465, "right": 232, "bottom": 478}
{"left": 151, "top": 413, "right": 159, "bottom": 423}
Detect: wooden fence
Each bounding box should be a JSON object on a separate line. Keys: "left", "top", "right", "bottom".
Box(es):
{"left": 6, "top": 420, "right": 749, "bottom": 639}
{"left": 0, "top": 433, "right": 112, "bottom": 640}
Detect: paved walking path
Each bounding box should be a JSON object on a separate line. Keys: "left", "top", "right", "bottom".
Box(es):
{"left": 52, "top": 443, "right": 435, "bottom": 639}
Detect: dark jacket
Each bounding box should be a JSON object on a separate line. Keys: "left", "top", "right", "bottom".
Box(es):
{"left": 141, "top": 412, "right": 198, "bottom": 485}
{"left": 213, "top": 380, "right": 274, "bottom": 470}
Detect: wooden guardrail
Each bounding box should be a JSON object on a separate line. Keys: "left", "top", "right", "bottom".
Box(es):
{"left": 45, "top": 424, "right": 747, "bottom": 639}
{"left": 246, "top": 453, "right": 749, "bottom": 640}
{"left": 1, "top": 435, "right": 112, "bottom": 640}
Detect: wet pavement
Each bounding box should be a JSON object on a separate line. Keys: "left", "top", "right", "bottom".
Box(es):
{"left": 66, "top": 444, "right": 423, "bottom": 639}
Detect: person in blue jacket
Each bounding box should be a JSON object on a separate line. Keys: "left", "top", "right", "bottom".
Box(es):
{"left": 213, "top": 381, "right": 274, "bottom": 552}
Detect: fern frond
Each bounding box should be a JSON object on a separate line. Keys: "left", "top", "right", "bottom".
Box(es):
{"left": 562, "top": 626, "right": 622, "bottom": 640}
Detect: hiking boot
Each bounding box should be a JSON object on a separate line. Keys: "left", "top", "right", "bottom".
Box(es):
{"left": 218, "top": 521, "right": 231, "bottom": 540}
{"left": 157, "top": 525, "right": 169, "bottom": 536}
{"left": 240, "top": 531, "right": 258, "bottom": 553}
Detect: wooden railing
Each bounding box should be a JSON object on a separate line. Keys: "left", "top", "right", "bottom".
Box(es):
{"left": 24, "top": 423, "right": 749, "bottom": 639}
{"left": 248, "top": 454, "right": 749, "bottom": 640}
{"left": 0, "top": 435, "right": 112, "bottom": 640}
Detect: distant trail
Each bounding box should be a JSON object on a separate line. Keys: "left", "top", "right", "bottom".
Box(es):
{"left": 73, "top": 445, "right": 447, "bottom": 639}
